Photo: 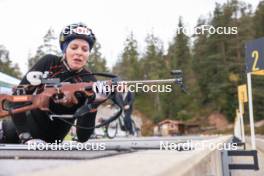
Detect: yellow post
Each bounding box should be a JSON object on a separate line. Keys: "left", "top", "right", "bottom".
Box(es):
{"left": 237, "top": 84, "right": 247, "bottom": 142}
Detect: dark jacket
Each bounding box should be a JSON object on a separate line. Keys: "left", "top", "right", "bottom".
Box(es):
{"left": 11, "top": 54, "right": 97, "bottom": 143}
{"left": 114, "top": 91, "right": 135, "bottom": 113}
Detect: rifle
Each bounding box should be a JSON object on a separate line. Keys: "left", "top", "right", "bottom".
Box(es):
{"left": 0, "top": 70, "right": 187, "bottom": 129}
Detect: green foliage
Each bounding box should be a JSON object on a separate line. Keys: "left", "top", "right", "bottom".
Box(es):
{"left": 28, "top": 28, "right": 60, "bottom": 68}
{"left": 138, "top": 33, "right": 164, "bottom": 120}
{"left": 163, "top": 17, "right": 200, "bottom": 121}
{"left": 113, "top": 32, "right": 140, "bottom": 80}
{"left": 251, "top": 76, "right": 264, "bottom": 121}
{"left": 254, "top": 1, "right": 264, "bottom": 38}
{"left": 0, "top": 45, "right": 21, "bottom": 78}
{"left": 192, "top": 0, "right": 255, "bottom": 122}
{"left": 87, "top": 41, "right": 108, "bottom": 72}
{"left": 112, "top": 0, "right": 264, "bottom": 125}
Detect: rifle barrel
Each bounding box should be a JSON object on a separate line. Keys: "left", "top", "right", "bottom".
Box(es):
{"left": 117, "top": 78, "right": 177, "bottom": 85}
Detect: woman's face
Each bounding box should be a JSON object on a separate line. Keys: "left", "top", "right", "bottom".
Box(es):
{"left": 65, "top": 39, "right": 90, "bottom": 70}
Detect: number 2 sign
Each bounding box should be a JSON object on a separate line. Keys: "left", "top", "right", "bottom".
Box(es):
{"left": 245, "top": 37, "right": 264, "bottom": 73}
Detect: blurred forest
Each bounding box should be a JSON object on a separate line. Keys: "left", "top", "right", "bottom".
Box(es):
{"left": 1, "top": 0, "right": 264, "bottom": 125}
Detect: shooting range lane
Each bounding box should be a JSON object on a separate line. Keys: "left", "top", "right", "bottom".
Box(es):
{"left": 0, "top": 135, "right": 216, "bottom": 159}
{"left": 0, "top": 135, "right": 229, "bottom": 176}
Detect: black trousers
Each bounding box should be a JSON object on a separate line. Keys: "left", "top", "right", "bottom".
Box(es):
{"left": 124, "top": 109, "right": 134, "bottom": 135}
{"left": 0, "top": 118, "right": 19, "bottom": 143}
{"left": 0, "top": 112, "right": 96, "bottom": 144}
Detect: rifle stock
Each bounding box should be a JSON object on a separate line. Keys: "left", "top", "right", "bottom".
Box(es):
{"left": 0, "top": 82, "right": 96, "bottom": 118}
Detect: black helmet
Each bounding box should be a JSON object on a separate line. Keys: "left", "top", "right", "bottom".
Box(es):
{"left": 59, "top": 22, "right": 96, "bottom": 51}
